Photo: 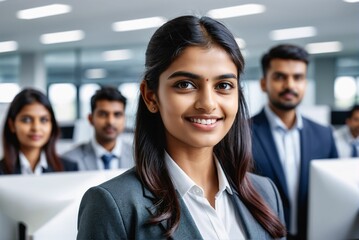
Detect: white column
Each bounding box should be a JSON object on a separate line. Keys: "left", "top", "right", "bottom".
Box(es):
{"left": 19, "top": 52, "right": 46, "bottom": 92}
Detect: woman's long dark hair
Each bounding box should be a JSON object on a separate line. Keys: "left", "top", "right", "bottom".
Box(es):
{"left": 135, "top": 15, "right": 286, "bottom": 238}
{"left": 2, "top": 88, "right": 63, "bottom": 173}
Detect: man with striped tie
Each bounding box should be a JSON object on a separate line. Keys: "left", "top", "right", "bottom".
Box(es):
{"left": 62, "top": 86, "right": 134, "bottom": 170}
{"left": 334, "top": 105, "right": 359, "bottom": 158}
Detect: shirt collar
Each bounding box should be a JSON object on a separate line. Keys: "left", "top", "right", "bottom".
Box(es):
{"left": 344, "top": 126, "right": 359, "bottom": 144}
{"left": 164, "top": 151, "right": 232, "bottom": 198}
{"left": 91, "top": 137, "right": 122, "bottom": 159}
{"left": 19, "top": 151, "right": 48, "bottom": 174}
{"left": 215, "top": 156, "right": 233, "bottom": 195}
{"left": 264, "top": 104, "right": 303, "bottom": 132}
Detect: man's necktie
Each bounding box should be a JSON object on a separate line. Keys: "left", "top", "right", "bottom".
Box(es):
{"left": 101, "top": 154, "right": 115, "bottom": 170}
{"left": 351, "top": 142, "right": 358, "bottom": 158}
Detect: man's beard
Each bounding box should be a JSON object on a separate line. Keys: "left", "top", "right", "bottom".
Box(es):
{"left": 271, "top": 99, "right": 300, "bottom": 111}
{"left": 270, "top": 88, "right": 301, "bottom": 111}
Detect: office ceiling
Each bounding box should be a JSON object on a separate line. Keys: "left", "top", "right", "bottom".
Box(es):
{"left": 0, "top": 0, "right": 358, "bottom": 68}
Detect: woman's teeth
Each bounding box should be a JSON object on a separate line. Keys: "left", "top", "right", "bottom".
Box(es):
{"left": 190, "top": 118, "right": 216, "bottom": 125}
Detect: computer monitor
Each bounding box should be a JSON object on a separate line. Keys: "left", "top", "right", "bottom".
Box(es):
{"left": 0, "top": 169, "right": 127, "bottom": 240}
{"left": 308, "top": 159, "right": 359, "bottom": 240}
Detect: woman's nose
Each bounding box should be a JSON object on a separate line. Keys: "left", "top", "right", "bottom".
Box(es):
{"left": 194, "top": 86, "right": 216, "bottom": 113}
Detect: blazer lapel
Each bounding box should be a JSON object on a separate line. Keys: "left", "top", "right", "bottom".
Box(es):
{"left": 172, "top": 194, "right": 203, "bottom": 240}
{"left": 83, "top": 143, "right": 98, "bottom": 170}
{"left": 230, "top": 192, "right": 267, "bottom": 239}
{"left": 142, "top": 187, "right": 202, "bottom": 239}
{"left": 14, "top": 159, "right": 22, "bottom": 174}
{"left": 254, "top": 110, "right": 289, "bottom": 200}
{"left": 298, "top": 122, "right": 310, "bottom": 204}
{"left": 42, "top": 166, "right": 53, "bottom": 173}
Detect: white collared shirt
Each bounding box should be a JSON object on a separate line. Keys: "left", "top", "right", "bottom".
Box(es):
{"left": 264, "top": 105, "right": 302, "bottom": 235}
{"left": 19, "top": 151, "right": 48, "bottom": 175}
{"left": 91, "top": 137, "right": 123, "bottom": 170}
{"left": 165, "top": 152, "right": 245, "bottom": 240}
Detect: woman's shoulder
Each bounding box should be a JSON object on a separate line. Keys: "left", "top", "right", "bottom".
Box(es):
{"left": 0, "top": 159, "right": 4, "bottom": 175}
{"left": 247, "top": 172, "right": 272, "bottom": 186}
{"left": 60, "top": 157, "right": 79, "bottom": 171}
{"left": 246, "top": 172, "right": 279, "bottom": 203}
{"left": 98, "top": 168, "right": 145, "bottom": 197}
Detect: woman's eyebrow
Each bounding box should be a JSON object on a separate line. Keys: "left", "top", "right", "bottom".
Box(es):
{"left": 167, "top": 71, "right": 202, "bottom": 80}
{"left": 167, "top": 71, "right": 237, "bottom": 81}
{"left": 215, "top": 73, "right": 237, "bottom": 80}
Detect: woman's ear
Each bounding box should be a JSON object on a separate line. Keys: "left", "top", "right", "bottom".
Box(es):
{"left": 8, "top": 119, "right": 16, "bottom": 133}
{"left": 140, "top": 80, "right": 158, "bottom": 113}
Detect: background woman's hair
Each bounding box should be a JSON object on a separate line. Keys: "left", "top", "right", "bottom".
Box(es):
{"left": 134, "top": 15, "right": 286, "bottom": 237}
{"left": 2, "top": 88, "right": 63, "bottom": 173}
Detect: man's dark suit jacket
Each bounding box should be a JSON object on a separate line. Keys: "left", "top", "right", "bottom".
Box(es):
{"left": 77, "top": 168, "right": 286, "bottom": 240}
{"left": 251, "top": 109, "right": 338, "bottom": 240}
{"left": 0, "top": 157, "right": 78, "bottom": 174}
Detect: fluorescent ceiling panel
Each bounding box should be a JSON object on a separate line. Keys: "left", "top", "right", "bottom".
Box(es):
{"left": 305, "top": 41, "right": 343, "bottom": 54}
{"left": 343, "top": 0, "right": 359, "bottom": 2}
{"left": 112, "top": 17, "right": 166, "bottom": 32}
{"left": 0, "top": 41, "right": 18, "bottom": 53}
{"left": 207, "top": 4, "right": 266, "bottom": 19}
{"left": 85, "top": 68, "right": 107, "bottom": 79}
{"left": 40, "top": 30, "right": 84, "bottom": 44}
{"left": 17, "top": 4, "right": 71, "bottom": 20}
{"left": 270, "top": 26, "right": 317, "bottom": 40}
{"left": 102, "top": 49, "right": 133, "bottom": 61}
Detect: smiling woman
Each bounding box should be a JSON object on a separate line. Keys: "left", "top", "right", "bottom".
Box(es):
{"left": 77, "top": 15, "right": 287, "bottom": 240}
{"left": 0, "top": 88, "right": 78, "bottom": 175}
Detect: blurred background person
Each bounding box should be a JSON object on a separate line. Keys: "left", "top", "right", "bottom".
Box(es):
{"left": 334, "top": 105, "right": 359, "bottom": 158}
{"left": 62, "top": 86, "right": 134, "bottom": 170}
{"left": 0, "top": 88, "right": 78, "bottom": 175}
{"left": 251, "top": 44, "right": 338, "bottom": 240}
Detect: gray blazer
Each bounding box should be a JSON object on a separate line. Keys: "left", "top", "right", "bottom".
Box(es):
{"left": 61, "top": 140, "right": 134, "bottom": 170}
{"left": 77, "top": 168, "right": 286, "bottom": 240}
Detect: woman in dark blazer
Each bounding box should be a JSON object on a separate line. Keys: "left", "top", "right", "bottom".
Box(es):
{"left": 0, "top": 88, "right": 77, "bottom": 175}
{"left": 77, "top": 15, "right": 286, "bottom": 239}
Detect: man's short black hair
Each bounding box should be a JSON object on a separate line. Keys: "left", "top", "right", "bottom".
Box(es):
{"left": 348, "top": 104, "right": 359, "bottom": 119}
{"left": 90, "top": 86, "right": 127, "bottom": 112}
{"left": 261, "top": 44, "right": 309, "bottom": 76}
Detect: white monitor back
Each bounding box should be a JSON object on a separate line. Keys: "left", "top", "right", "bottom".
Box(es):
{"left": 308, "top": 159, "right": 359, "bottom": 240}
{"left": 0, "top": 169, "right": 127, "bottom": 240}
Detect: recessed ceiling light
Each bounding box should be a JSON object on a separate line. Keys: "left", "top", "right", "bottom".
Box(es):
{"left": 207, "top": 4, "right": 266, "bottom": 19}
{"left": 0, "top": 41, "right": 18, "bottom": 53}
{"left": 102, "top": 49, "right": 133, "bottom": 61}
{"left": 269, "top": 26, "right": 317, "bottom": 41}
{"left": 112, "top": 17, "right": 166, "bottom": 32}
{"left": 40, "top": 30, "right": 84, "bottom": 44}
{"left": 305, "top": 41, "right": 343, "bottom": 54}
{"left": 85, "top": 68, "right": 107, "bottom": 79}
{"left": 343, "top": 0, "right": 359, "bottom": 3}
{"left": 17, "top": 4, "right": 71, "bottom": 20}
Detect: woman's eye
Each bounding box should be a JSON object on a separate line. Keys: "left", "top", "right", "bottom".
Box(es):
{"left": 175, "top": 81, "right": 195, "bottom": 89}
{"left": 40, "top": 117, "right": 50, "bottom": 123}
{"left": 216, "top": 82, "right": 233, "bottom": 90}
{"left": 20, "top": 116, "right": 32, "bottom": 123}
